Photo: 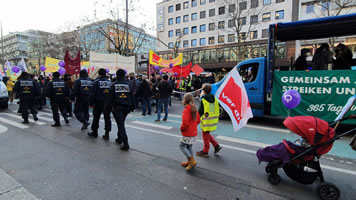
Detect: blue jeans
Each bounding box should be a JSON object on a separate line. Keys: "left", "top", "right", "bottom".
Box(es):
{"left": 157, "top": 98, "right": 169, "bottom": 120}
{"left": 142, "top": 97, "right": 151, "bottom": 114}
{"left": 179, "top": 142, "right": 193, "bottom": 158}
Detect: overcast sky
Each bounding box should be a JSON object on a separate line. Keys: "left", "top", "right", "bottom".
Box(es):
{"left": 0, "top": 0, "right": 161, "bottom": 36}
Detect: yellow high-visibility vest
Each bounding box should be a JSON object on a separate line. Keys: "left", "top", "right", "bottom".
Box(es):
{"left": 179, "top": 81, "right": 186, "bottom": 91}
{"left": 200, "top": 97, "right": 219, "bottom": 132}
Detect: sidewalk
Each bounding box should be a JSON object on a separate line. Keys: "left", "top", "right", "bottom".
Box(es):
{"left": 0, "top": 169, "right": 38, "bottom": 200}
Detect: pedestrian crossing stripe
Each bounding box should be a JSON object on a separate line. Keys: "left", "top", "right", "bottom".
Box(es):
{"left": 0, "top": 113, "right": 46, "bottom": 125}
{"left": 0, "top": 117, "right": 29, "bottom": 129}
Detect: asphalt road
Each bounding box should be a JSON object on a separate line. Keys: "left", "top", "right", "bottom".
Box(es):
{"left": 0, "top": 101, "right": 355, "bottom": 200}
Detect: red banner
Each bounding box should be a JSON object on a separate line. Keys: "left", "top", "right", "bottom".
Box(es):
{"left": 64, "top": 50, "right": 81, "bottom": 75}
{"left": 191, "top": 64, "right": 204, "bottom": 76}
{"left": 172, "top": 63, "right": 192, "bottom": 78}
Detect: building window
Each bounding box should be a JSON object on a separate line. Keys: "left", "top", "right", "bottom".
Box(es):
{"left": 262, "top": 29, "right": 268, "bottom": 38}
{"left": 322, "top": 0, "right": 330, "bottom": 11}
{"left": 183, "top": 15, "right": 189, "bottom": 22}
{"left": 262, "top": 12, "right": 271, "bottom": 22}
{"left": 250, "top": 31, "right": 258, "bottom": 39}
{"left": 276, "top": 0, "right": 284, "bottom": 3}
{"left": 191, "top": 39, "right": 197, "bottom": 47}
{"left": 168, "top": 30, "right": 173, "bottom": 37}
{"left": 228, "top": 34, "right": 235, "bottom": 42}
{"left": 209, "top": 8, "right": 215, "bottom": 17}
{"left": 168, "top": 42, "right": 174, "bottom": 49}
{"left": 251, "top": 0, "right": 258, "bottom": 8}
{"left": 191, "top": 26, "right": 197, "bottom": 33}
{"left": 168, "top": 6, "right": 174, "bottom": 13}
{"left": 200, "top": 24, "right": 206, "bottom": 32}
{"left": 183, "top": 1, "right": 189, "bottom": 9}
{"left": 229, "top": 4, "right": 236, "bottom": 13}
{"left": 239, "top": 32, "right": 246, "bottom": 40}
{"left": 191, "top": 13, "right": 197, "bottom": 21}
{"left": 208, "top": 23, "right": 215, "bottom": 31}
{"left": 263, "top": 0, "right": 271, "bottom": 6}
{"left": 200, "top": 38, "right": 206, "bottom": 45}
{"left": 183, "top": 27, "right": 189, "bottom": 35}
{"left": 176, "top": 16, "right": 181, "bottom": 24}
{"left": 250, "top": 15, "right": 258, "bottom": 24}
{"left": 238, "top": 17, "right": 247, "bottom": 25}
{"left": 218, "top": 35, "right": 224, "bottom": 43}
{"left": 176, "top": 4, "right": 181, "bottom": 11}
{"left": 208, "top": 37, "right": 215, "bottom": 44}
{"left": 168, "top": 18, "right": 173, "bottom": 25}
{"left": 183, "top": 40, "right": 189, "bottom": 47}
{"left": 218, "top": 21, "right": 225, "bottom": 29}
{"left": 192, "top": 0, "right": 197, "bottom": 7}
{"left": 228, "top": 19, "right": 235, "bottom": 28}
{"left": 175, "top": 42, "right": 181, "bottom": 48}
{"left": 239, "top": 1, "right": 247, "bottom": 10}
{"left": 218, "top": 6, "right": 225, "bottom": 15}
{"left": 209, "top": 0, "right": 215, "bottom": 2}
{"left": 200, "top": 11, "right": 206, "bottom": 19}
{"left": 276, "top": 10, "right": 284, "bottom": 20}
{"left": 306, "top": 3, "right": 314, "bottom": 13}
{"left": 176, "top": 29, "right": 181, "bottom": 36}
{"left": 201, "top": 0, "right": 206, "bottom": 5}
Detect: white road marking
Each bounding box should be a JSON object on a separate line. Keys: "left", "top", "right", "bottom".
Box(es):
{"left": 42, "top": 108, "right": 52, "bottom": 112}
{"left": 131, "top": 121, "right": 172, "bottom": 130}
{"left": 217, "top": 136, "right": 269, "bottom": 148}
{"left": 168, "top": 114, "right": 182, "bottom": 118}
{"left": 37, "top": 112, "right": 63, "bottom": 122}
{"left": 0, "top": 117, "right": 29, "bottom": 129}
{"left": 125, "top": 125, "right": 356, "bottom": 176}
{"left": 0, "top": 113, "right": 46, "bottom": 125}
{"left": 245, "top": 124, "right": 290, "bottom": 133}
{"left": 0, "top": 124, "right": 7, "bottom": 134}
{"left": 167, "top": 119, "right": 181, "bottom": 124}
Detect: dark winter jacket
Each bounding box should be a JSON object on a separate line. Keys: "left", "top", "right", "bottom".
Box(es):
{"left": 136, "top": 80, "right": 153, "bottom": 98}
{"left": 157, "top": 80, "right": 173, "bottom": 99}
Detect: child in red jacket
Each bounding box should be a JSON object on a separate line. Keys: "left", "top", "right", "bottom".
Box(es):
{"left": 180, "top": 93, "right": 200, "bottom": 171}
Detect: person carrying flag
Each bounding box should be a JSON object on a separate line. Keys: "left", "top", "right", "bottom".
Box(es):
{"left": 196, "top": 83, "right": 222, "bottom": 157}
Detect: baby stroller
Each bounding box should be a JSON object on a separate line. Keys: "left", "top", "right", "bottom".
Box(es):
{"left": 256, "top": 96, "right": 356, "bottom": 200}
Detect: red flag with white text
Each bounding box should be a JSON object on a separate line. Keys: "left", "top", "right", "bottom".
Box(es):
{"left": 215, "top": 69, "right": 253, "bottom": 132}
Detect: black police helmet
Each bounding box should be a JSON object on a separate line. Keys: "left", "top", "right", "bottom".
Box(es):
{"left": 116, "top": 69, "right": 125, "bottom": 78}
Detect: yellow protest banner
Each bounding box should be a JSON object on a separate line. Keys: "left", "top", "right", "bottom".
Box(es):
{"left": 44, "top": 57, "right": 61, "bottom": 72}
{"left": 149, "top": 50, "right": 182, "bottom": 68}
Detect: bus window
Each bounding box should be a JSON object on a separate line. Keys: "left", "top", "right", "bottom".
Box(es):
{"left": 237, "top": 63, "right": 259, "bottom": 83}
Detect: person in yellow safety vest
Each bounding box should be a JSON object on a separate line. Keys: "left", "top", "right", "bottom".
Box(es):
{"left": 6, "top": 77, "right": 15, "bottom": 104}
{"left": 178, "top": 77, "right": 186, "bottom": 101}
{"left": 186, "top": 77, "right": 192, "bottom": 92}
{"left": 196, "top": 83, "right": 222, "bottom": 157}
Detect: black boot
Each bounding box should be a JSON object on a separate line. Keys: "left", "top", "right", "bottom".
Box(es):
{"left": 22, "top": 119, "right": 29, "bottom": 124}
{"left": 115, "top": 138, "right": 122, "bottom": 145}
{"left": 51, "top": 122, "right": 61, "bottom": 127}
{"left": 102, "top": 131, "right": 110, "bottom": 140}
{"left": 64, "top": 117, "right": 70, "bottom": 125}
{"left": 33, "top": 113, "right": 38, "bottom": 121}
{"left": 87, "top": 131, "right": 98, "bottom": 137}
{"left": 81, "top": 121, "right": 90, "bottom": 131}
{"left": 120, "top": 143, "right": 130, "bottom": 151}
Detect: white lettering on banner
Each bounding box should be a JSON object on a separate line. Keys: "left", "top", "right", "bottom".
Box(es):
{"left": 282, "top": 86, "right": 332, "bottom": 94}
{"left": 336, "top": 88, "right": 355, "bottom": 95}
{"left": 221, "top": 92, "right": 241, "bottom": 122}
{"left": 281, "top": 76, "right": 351, "bottom": 84}
{"left": 53, "top": 82, "right": 64, "bottom": 88}
{"left": 307, "top": 104, "right": 351, "bottom": 115}
{"left": 99, "top": 81, "right": 110, "bottom": 89}
{"left": 80, "top": 80, "right": 92, "bottom": 87}
{"left": 20, "top": 81, "right": 33, "bottom": 87}
{"left": 115, "top": 84, "right": 130, "bottom": 93}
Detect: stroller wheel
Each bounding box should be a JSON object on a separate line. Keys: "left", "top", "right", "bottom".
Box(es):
{"left": 268, "top": 174, "right": 281, "bottom": 185}
{"left": 316, "top": 182, "right": 340, "bottom": 200}
{"left": 265, "top": 165, "right": 277, "bottom": 175}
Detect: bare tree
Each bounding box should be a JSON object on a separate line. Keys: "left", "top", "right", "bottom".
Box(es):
{"left": 218, "top": 0, "right": 267, "bottom": 62}
{"left": 93, "top": 0, "right": 152, "bottom": 56}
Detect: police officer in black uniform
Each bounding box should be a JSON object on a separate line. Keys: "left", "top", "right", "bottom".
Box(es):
{"left": 106, "top": 69, "right": 134, "bottom": 150}
{"left": 13, "top": 72, "right": 40, "bottom": 123}
{"left": 72, "top": 70, "right": 92, "bottom": 131}
{"left": 45, "top": 72, "right": 70, "bottom": 126}
{"left": 88, "top": 68, "right": 112, "bottom": 139}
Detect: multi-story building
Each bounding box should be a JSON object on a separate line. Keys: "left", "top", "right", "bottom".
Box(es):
{"left": 156, "top": 0, "right": 299, "bottom": 77}
{"left": 299, "top": 0, "right": 356, "bottom": 57}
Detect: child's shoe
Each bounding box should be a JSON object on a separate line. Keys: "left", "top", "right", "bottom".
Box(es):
{"left": 185, "top": 157, "right": 197, "bottom": 171}
{"left": 196, "top": 151, "right": 209, "bottom": 157}
{"left": 181, "top": 160, "right": 189, "bottom": 167}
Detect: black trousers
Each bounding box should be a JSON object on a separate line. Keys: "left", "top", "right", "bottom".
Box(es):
{"left": 66, "top": 99, "right": 72, "bottom": 116}
{"left": 74, "top": 100, "right": 89, "bottom": 124}
{"left": 91, "top": 101, "right": 111, "bottom": 132}
{"left": 20, "top": 97, "right": 37, "bottom": 120}
{"left": 112, "top": 106, "right": 130, "bottom": 145}
{"left": 51, "top": 100, "right": 67, "bottom": 123}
